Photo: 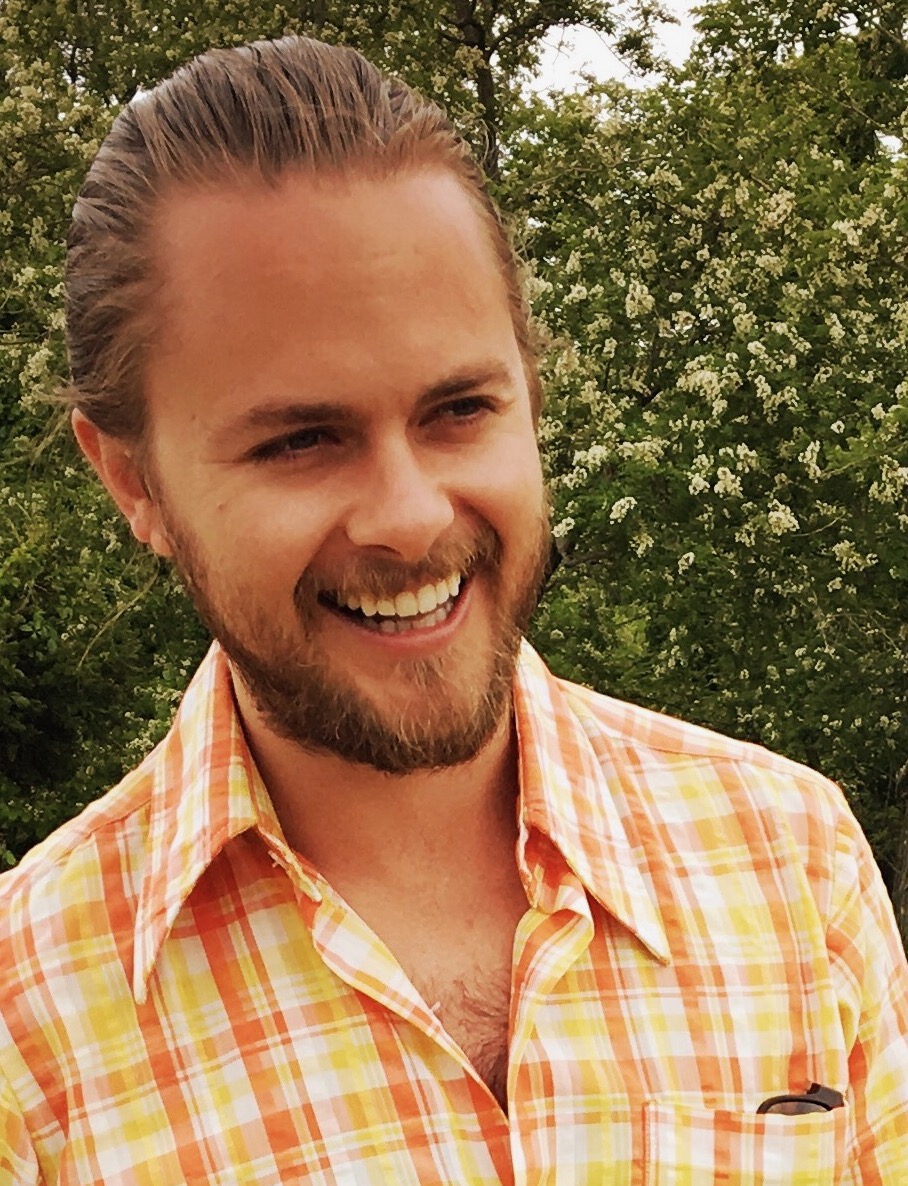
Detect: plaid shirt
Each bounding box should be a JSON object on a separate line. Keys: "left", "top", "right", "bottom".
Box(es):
{"left": 2, "top": 641, "right": 906, "bottom": 1185}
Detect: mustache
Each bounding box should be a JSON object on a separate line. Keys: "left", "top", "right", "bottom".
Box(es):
{"left": 293, "top": 523, "right": 503, "bottom": 606}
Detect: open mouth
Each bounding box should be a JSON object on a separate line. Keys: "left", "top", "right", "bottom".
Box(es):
{"left": 318, "top": 572, "right": 466, "bottom": 635}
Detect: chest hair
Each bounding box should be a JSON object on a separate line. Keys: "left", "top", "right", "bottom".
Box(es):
{"left": 417, "top": 966, "right": 513, "bottom": 1111}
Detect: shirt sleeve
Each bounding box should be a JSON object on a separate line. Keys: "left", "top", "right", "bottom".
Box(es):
{"left": 826, "top": 809, "right": 908, "bottom": 1183}
{"left": 0, "top": 1068, "right": 42, "bottom": 1186}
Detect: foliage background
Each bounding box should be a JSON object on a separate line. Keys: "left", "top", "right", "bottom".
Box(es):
{"left": 1, "top": 0, "right": 906, "bottom": 936}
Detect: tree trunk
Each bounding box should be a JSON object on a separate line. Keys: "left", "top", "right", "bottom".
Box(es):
{"left": 450, "top": 0, "right": 500, "bottom": 179}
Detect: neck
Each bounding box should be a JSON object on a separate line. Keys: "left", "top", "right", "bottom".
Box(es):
{"left": 233, "top": 676, "right": 521, "bottom": 891}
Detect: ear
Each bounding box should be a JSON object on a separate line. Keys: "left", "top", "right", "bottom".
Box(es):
{"left": 71, "top": 409, "right": 173, "bottom": 557}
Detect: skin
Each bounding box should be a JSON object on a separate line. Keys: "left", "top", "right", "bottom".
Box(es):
{"left": 74, "top": 168, "right": 547, "bottom": 905}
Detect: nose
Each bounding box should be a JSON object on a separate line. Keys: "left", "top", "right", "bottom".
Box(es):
{"left": 344, "top": 435, "right": 456, "bottom": 562}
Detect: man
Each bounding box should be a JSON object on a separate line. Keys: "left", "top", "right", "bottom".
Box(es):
{"left": 1, "top": 34, "right": 906, "bottom": 1186}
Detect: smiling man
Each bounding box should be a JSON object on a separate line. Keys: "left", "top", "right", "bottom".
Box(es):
{"left": 95, "top": 169, "right": 548, "bottom": 777}
{"left": 2, "top": 35, "right": 907, "bottom": 1186}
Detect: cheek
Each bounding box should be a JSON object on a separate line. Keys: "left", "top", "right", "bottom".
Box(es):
{"left": 221, "top": 490, "right": 335, "bottom": 558}
{"left": 483, "top": 444, "right": 545, "bottom": 524}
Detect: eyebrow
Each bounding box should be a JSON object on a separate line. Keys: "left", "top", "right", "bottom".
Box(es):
{"left": 213, "top": 363, "right": 515, "bottom": 446}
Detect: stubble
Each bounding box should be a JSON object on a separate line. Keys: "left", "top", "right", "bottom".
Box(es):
{"left": 163, "top": 507, "right": 550, "bottom": 774}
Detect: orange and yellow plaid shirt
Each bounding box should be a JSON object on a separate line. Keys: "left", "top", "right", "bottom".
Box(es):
{"left": 2, "top": 641, "right": 907, "bottom": 1185}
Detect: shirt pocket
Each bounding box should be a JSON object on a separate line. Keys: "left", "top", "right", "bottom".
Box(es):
{"left": 644, "top": 1099, "right": 850, "bottom": 1186}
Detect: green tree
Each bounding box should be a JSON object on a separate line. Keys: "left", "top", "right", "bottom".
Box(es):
{"left": 514, "top": 3, "right": 908, "bottom": 889}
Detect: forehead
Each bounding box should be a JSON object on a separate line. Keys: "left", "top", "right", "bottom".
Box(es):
{"left": 144, "top": 168, "right": 520, "bottom": 424}
{"left": 149, "top": 169, "right": 508, "bottom": 341}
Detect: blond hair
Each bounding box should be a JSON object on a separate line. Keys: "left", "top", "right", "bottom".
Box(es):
{"left": 64, "top": 35, "right": 540, "bottom": 439}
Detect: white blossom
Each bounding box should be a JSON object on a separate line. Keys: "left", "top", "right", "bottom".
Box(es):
{"left": 734, "top": 310, "right": 755, "bottom": 334}
{"left": 870, "top": 458, "right": 908, "bottom": 503}
{"left": 826, "top": 313, "right": 846, "bottom": 343}
{"left": 766, "top": 499, "right": 800, "bottom": 535}
{"left": 609, "top": 496, "right": 637, "bottom": 522}
{"left": 617, "top": 438, "right": 667, "bottom": 465}
{"left": 799, "top": 440, "right": 822, "bottom": 479}
{"left": 564, "top": 283, "right": 589, "bottom": 305}
{"left": 625, "top": 279, "right": 655, "bottom": 319}
{"left": 714, "top": 466, "right": 743, "bottom": 497}
{"left": 650, "top": 166, "right": 682, "bottom": 189}
{"left": 688, "top": 474, "right": 710, "bottom": 495}
{"left": 734, "top": 443, "right": 759, "bottom": 472}
{"left": 832, "top": 219, "right": 861, "bottom": 247}
{"left": 832, "top": 540, "right": 878, "bottom": 572}
{"left": 523, "top": 274, "right": 554, "bottom": 301}
{"left": 573, "top": 443, "right": 611, "bottom": 470}
{"left": 678, "top": 366, "right": 723, "bottom": 399}
{"left": 759, "top": 188, "right": 795, "bottom": 230}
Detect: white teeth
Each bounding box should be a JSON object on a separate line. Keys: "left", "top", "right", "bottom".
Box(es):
{"left": 358, "top": 598, "right": 455, "bottom": 633}
{"left": 416, "top": 584, "right": 438, "bottom": 614}
{"left": 394, "top": 591, "right": 419, "bottom": 618}
{"left": 334, "top": 572, "right": 462, "bottom": 623}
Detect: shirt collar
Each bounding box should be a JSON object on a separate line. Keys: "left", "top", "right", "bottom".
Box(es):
{"left": 513, "top": 640, "right": 671, "bottom": 964}
{"left": 132, "top": 643, "right": 319, "bottom": 1003}
{"left": 133, "top": 639, "right": 670, "bottom": 1000}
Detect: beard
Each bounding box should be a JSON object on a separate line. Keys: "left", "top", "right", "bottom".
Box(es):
{"left": 163, "top": 508, "right": 550, "bottom": 775}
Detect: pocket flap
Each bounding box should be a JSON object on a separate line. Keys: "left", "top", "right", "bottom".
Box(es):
{"left": 644, "top": 1099, "right": 850, "bottom": 1185}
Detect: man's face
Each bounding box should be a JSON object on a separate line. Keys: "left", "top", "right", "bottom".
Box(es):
{"left": 139, "top": 168, "right": 548, "bottom": 773}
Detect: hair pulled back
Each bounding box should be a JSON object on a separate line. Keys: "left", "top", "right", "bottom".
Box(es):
{"left": 64, "top": 35, "right": 538, "bottom": 439}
